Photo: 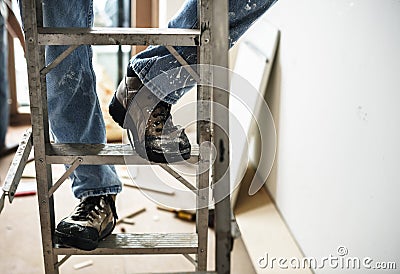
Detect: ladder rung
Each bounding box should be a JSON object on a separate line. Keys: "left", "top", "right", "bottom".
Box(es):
{"left": 45, "top": 143, "right": 199, "bottom": 165}
{"left": 54, "top": 233, "right": 198, "bottom": 255}
{"left": 38, "top": 27, "right": 200, "bottom": 46}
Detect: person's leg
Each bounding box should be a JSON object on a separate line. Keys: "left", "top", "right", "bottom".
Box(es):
{"left": 38, "top": 0, "right": 120, "bottom": 250}
{"left": 0, "top": 8, "right": 9, "bottom": 149}
{"left": 130, "top": 0, "right": 279, "bottom": 104}
{"left": 42, "top": 0, "right": 121, "bottom": 199}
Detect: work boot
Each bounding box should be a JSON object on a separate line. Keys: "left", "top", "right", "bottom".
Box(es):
{"left": 109, "top": 73, "right": 191, "bottom": 163}
{"left": 55, "top": 195, "right": 118, "bottom": 251}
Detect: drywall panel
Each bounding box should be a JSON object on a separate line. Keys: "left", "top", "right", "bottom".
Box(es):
{"left": 256, "top": 0, "right": 400, "bottom": 273}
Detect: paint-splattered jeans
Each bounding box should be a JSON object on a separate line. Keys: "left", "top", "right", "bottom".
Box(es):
{"left": 131, "top": 0, "right": 278, "bottom": 104}
{"left": 41, "top": 0, "right": 277, "bottom": 198}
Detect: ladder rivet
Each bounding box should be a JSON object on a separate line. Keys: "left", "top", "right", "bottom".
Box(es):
{"left": 39, "top": 158, "right": 44, "bottom": 163}
{"left": 28, "top": 37, "right": 34, "bottom": 43}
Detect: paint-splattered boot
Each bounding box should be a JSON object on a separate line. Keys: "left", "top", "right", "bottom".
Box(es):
{"left": 109, "top": 73, "right": 191, "bottom": 163}
{"left": 55, "top": 195, "right": 118, "bottom": 251}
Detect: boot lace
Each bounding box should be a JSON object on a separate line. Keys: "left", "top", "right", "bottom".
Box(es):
{"left": 149, "top": 101, "right": 175, "bottom": 133}
{"left": 71, "top": 196, "right": 118, "bottom": 222}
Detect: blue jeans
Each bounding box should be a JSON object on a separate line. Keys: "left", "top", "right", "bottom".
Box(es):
{"left": 0, "top": 9, "right": 8, "bottom": 147}
{"left": 39, "top": 0, "right": 277, "bottom": 198}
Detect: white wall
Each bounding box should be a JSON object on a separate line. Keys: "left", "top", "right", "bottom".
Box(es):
{"left": 260, "top": 0, "right": 400, "bottom": 272}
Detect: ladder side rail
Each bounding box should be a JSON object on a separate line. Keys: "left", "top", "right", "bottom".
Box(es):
{"left": 196, "top": 0, "right": 213, "bottom": 271}
{"left": 37, "top": 0, "right": 60, "bottom": 270}
{"left": 23, "top": 0, "right": 59, "bottom": 273}
{"left": 209, "top": 1, "right": 232, "bottom": 274}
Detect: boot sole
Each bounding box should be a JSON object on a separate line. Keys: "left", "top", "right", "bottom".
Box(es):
{"left": 55, "top": 222, "right": 115, "bottom": 251}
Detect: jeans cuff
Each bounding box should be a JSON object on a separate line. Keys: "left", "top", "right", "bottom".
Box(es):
{"left": 75, "top": 185, "right": 122, "bottom": 199}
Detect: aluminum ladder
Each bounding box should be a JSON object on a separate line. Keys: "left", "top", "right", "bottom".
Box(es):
{"left": 1, "top": 0, "right": 233, "bottom": 273}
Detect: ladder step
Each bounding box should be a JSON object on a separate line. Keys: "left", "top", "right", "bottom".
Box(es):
{"left": 38, "top": 27, "right": 200, "bottom": 46}
{"left": 46, "top": 143, "right": 144, "bottom": 165}
{"left": 54, "top": 233, "right": 198, "bottom": 255}
{"left": 45, "top": 143, "right": 199, "bottom": 165}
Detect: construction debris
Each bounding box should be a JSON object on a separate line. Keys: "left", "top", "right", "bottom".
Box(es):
{"left": 73, "top": 260, "right": 93, "bottom": 270}
{"left": 123, "top": 182, "right": 175, "bottom": 195}
{"left": 120, "top": 219, "right": 135, "bottom": 225}
{"left": 116, "top": 207, "right": 146, "bottom": 225}
{"left": 157, "top": 206, "right": 215, "bottom": 228}
{"left": 15, "top": 181, "right": 37, "bottom": 197}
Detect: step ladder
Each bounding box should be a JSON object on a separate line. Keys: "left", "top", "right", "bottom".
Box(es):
{"left": 1, "top": 0, "right": 234, "bottom": 273}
